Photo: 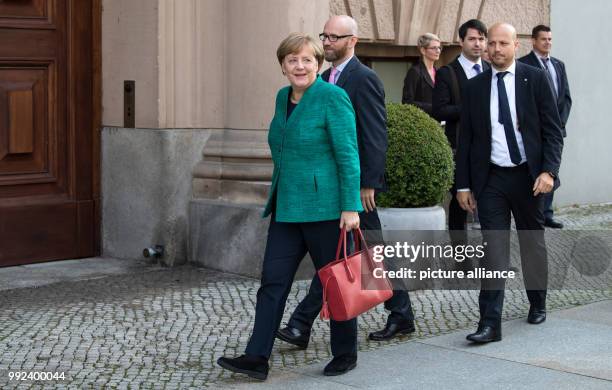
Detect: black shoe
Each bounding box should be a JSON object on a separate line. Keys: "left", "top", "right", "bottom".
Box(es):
{"left": 528, "top": 306, "right": 547, "bottom": 324}
{"left": 323, "top": 354, "right": 357, "bottom": 376}
{"left": 217, "top": 355, "right": 269, "bottom": 380}
{"left": 466, "top": 326, "right": 502, "bottom": 343}
{"left": 368, "top": 321, "right": 415, "bottom": 341}
{"left": 276, "top": 326, "right": 310, "bottom": 349}
{"left": 544, "top": 219, "right": 564, "bottom": 229}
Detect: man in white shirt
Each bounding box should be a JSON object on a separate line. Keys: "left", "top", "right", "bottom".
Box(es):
{"left": 455, "top": 23, "right": 564, "bottom": 343}
{"left": 433, "top": 19, "right": 489, "bottom": 250}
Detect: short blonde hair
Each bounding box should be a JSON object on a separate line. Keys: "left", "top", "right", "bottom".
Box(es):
{"left": 276, "top": 33, "right": 324, "bottom": 66}
{"left": 417, "top": 33, "right": 441, "bottom": 49}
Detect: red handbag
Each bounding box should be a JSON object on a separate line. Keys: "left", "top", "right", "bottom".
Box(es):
{"left": 318, "top": 228, "right": 394, "bottom": 321}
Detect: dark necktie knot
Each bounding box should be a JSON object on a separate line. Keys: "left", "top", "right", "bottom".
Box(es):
{"left": 541, "top": 57, "right": 549, "bottom": 66}
{"left": 497, "top": 71, "right": 509, "bottom": 80}
{"left": 473, "top": 63, "right": 482, "bottom": 74}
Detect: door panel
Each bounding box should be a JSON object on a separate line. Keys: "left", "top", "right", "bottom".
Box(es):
{"left": 0, "top": 65, "right": 55, "bottom": 176}
{"left": 0, "top": 0, "right": 55, "bottom": 30}
{"left": 0, "top": 202, "right": 77, "bottom": 261}
{"left": 0, "top": 0, "right": 98, "bottom": 266}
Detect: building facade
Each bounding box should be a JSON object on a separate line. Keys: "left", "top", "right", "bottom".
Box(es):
{"left": 3, "top": 0, "right": 609, "bottom": 269}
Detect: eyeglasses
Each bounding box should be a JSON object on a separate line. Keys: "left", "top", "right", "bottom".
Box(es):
{"left": 426, "top": 46, "right": 443, "bottom": 52}
{"left": 319, "top": 33, "right": 353, "bottom": 42}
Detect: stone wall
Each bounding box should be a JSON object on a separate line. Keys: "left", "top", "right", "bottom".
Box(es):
{"left": 101, "top": 0, "right": 330, "bottom": 266}
{"left": 102, "top": 128, "right": 210, "bottom": 266}
{"left": 551, "top": 0, "right": 612, "bottom": 207}
{"left": 331, "top": 0, "right": 550, "bottom": 57}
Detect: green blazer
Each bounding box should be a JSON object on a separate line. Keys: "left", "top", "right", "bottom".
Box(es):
{"left": 263, "top": 76, "right": 363, "bottom": 222}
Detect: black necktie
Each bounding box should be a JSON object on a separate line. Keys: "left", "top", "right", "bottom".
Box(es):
{"left": 541, "top": 57, "right": 558, "bottom": 98}
{"left": 497, "top": 72, "right": 522, "bottom": 165}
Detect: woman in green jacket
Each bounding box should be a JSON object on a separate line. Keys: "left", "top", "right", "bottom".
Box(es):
{"left": 217, "top": 33, "right": 362, "bottom": 380}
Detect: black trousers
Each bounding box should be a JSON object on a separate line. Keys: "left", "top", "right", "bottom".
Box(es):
{"left": 542, "top": 190, "right": 555, "bottom": 220}
{"left": 245, "top": 216, "right": 357, "bottom": 359}
{"left": 541, "top": 142, "right": 563, "bottom": 221}
{"left": 287, "top": 208, "right": 415, "bottom": 332}
{"left": 477, "top": 164, "right": 548, "bottom": 329}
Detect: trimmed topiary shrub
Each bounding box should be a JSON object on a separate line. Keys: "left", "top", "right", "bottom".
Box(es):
{"left": 377, "top": 103, "right": 454, "bottom": 208}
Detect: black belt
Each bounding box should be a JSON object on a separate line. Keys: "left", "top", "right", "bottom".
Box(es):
{"left": 489, "top": 162, "right": 527, "bottom": 171}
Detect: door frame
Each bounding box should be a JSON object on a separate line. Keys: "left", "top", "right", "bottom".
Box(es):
{"left": 68, "top": 0, "right": 102, "bottom": 259}
{"left": 92, "top": 0, "right": 102, "bottom": 256}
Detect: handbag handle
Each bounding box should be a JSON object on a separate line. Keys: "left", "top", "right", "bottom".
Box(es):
{"left": 334, "top": 227, "right": 378, "bottom": 282}
{"left": 334, "top": 227, "right": 363, "bottom": 261}
{"left": 352, "top": 228, "right": 378, "bottom": 271}
{"left": 336, "top": 227, "right": 373, "bottom": 259}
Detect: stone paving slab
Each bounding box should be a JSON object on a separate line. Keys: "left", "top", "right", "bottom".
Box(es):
{"left": 231, "top": 305, "right": 612, "bottom": 390}
{"left": 224, "top": 372, "right": 357, "bottom": 390}
{"left": 0, "top": 257, "right": 160, "bottom": 292}
{"left": 422, "top": 300, "right": 612, "bottom": 381}
{"left": 553, "top": 298, "right": 612, "bottom": 325}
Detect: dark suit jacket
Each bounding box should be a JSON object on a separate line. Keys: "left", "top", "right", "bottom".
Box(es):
{"left": 519, "top": 51, "right": 572, "bottom": 136}
{"left": 322, "top": 57, "right": 388, "bottom": 190}
{"left": 455, "top": 62, "right": 564, "bottom": 199}
{"left": 433, "top": 57, "right": 490, "bottom": 149}
{"left": 402, "top": 60, "right": 436, "bottom": 115}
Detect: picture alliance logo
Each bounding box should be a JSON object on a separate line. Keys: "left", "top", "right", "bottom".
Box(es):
{"left": 372, "top": 242, "right": 487, "bottom": 263}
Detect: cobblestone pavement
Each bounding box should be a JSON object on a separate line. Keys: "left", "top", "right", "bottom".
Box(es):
{"left": 0, "top": 204, "right": 611, "bottom": 389}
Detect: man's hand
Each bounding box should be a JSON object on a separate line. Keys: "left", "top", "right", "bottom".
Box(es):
{"left": 340, "top": 211, "right": 360, "bottom": 230}
{"left": 533, "top": 172, "right": 554, "bottom": 196}
{"left": 457, "top": 191, "right": 477, "bottom": 212}
{"left": 360, "top": 188, "right": 376, "bottom": 213}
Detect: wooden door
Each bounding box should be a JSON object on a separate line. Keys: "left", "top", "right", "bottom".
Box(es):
{"left": 0, "top": 0, "right": 99, "bottom": 266}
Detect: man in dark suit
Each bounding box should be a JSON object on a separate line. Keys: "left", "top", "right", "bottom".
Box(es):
{"left": 433, "top": 19, "right": 489, "bottom": 248}
{"left": 455, "top": 23, "right": 563, "bottom": 343}
{"left": 276, "top": 15, "right": 416, "bottom": 349}
{"left": 519, "top": 25, "right": 572, "bottom": 229}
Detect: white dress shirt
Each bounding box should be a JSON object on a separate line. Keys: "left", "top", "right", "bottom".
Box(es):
{"left": 458, "top": 53, "right": 484, "bottom": 80}
{"left": 490, "top": 61, "right": 527, "bottom": 167}
{"left": 535, "top": 51, "right": 559, "bottom": 96}
{"left": 457, "top": 61, "right": 527, "bottom": 192}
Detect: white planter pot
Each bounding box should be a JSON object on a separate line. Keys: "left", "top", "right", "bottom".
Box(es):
{"left": 378, "top": 205, "right": 446, "bottom": 231}
{"left": 377, "top": 205, "right": 447, "bottom": 291}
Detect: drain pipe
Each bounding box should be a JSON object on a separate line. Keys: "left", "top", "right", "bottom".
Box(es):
{"left": 143, "top": 245, "right": 165, "bottom": 259}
